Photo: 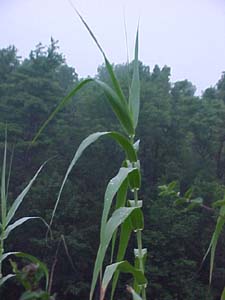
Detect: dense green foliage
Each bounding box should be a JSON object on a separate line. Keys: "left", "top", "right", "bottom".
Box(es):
{"left": 0, "top": 41, "right": 225, "bottom": 299}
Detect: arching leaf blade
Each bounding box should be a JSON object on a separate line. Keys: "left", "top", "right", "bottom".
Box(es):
{"left": 6, "top": 162, "right": 46, "bottom": 226}
{"left": 0, "top": 252, "right": 19, "bottom": 266}
{"left": 32, "top": 78, "right": 92, "bottom": 143}
{"left": 4, "top": 217, "right": 39, "bottom": 239}
{"left": 0, "top": 274, "right": 15, "bottom": 287}
{"left": 74, "top": 8, "right": 128, "bottom": 107}
{"left": 49, "top": 132, "right": 136, "bottom": 229}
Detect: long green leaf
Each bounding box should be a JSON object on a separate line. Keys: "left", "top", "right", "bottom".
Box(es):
{"left": 203, "top": 205, "right": 225, "bottom": 283}
{"left": 4, "top": 217, "right": 39, "bottom": 239}
{"left": 32, "top": 78, "right": 92, "bottom": 143}
{"left": 111, "top": 217, "right": 133, "bottom": 300}
{"left": 6, "top": 162, "right": 46, "bottom": 226}
{"left": 49, "top": 132, "right": 136, "bottom": 228}
{"left": 0, "top": 251, "right": 19, "bottom": 263}
{"left": 74, "top": 8, "right": 128, "bottom": 107}
{"left": 33, "top": 77, "right": 134, "bottom": 144}
{"left": 110, "top": 178, "right": 128, "bottom": 263}
{"left": 101, "top": 261, "right": 147, "bottom": 300}
{"left": 1, "top": 136, "right": 7, "bottom": 226}
{"left": 129, "top": 28, "right": 140, "bottom": 128}
{"left": 100, "top": 167, "right": 135, "bottom": 241}
{"left": 90, "top": 207, "right": 139, "bottom": 300}
{"left": 0, "top": 274, "right": 15, "bottom": 287}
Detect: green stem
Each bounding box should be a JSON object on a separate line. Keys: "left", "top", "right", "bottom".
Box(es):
{"left": 134, "top": 189, "right": 146, "bottom": 300}
{"left": 0, "top": 233, "right": 4, "bottom": 278}
{"left": 130, "top": 135, "right": 146, "bottom": 300}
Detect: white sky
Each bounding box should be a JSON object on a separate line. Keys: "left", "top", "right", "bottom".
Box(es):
{"left": 1, "top": 0, "right": 225, "bottom": 94}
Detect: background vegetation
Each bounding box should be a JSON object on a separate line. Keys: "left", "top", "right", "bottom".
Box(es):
{"left": 0, "top": 40, "right": 225, "bottom": 299}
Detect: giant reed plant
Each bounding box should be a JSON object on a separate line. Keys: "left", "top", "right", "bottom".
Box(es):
{"left": 0, "top": 136, "right": 46, "bottom": 287}
{"left": 34, "top": 12, "right": 147, "bottom": 300}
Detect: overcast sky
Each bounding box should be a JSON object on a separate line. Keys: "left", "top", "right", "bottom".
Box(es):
{"left": 1, "top": 0, "right": 225, "bottom": 94}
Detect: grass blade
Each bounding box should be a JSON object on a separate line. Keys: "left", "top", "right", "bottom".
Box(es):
{"left": 95, "top": 80, "right": 134, "bottom": 135}
{"left": 1, "top": 252, "right": 19, "bottom": 262}
{"left": 32, "top": 79, "right": 92, "bottom": 143}
{"left": 0, "top": 274, "right": 15, "bottom": 287}
{"left": 203, "top": 205, "right": 225, "bottom": 284}
{"left": 1, "top": 136, "right": 7, "bottom": 226}
{"left": 110, "top": 179, "right": 128, "bottom": 263}
{"left": 6, "top": 146, "right": 14, "bottom": 201}
{"left": 100, "top": 167, "right": 135, "bottom": 241}
{"left": 6, "top": 162, "right": 46, "bottom": 226}
{"left": 4, "top": 217, "right": 39, "bottom": 239}
{"left": 129, "top": 28, "right": 140, "bottom": 128}
{"left": 33, "top": 77, "right": 134, "bottom": 144}
{"left": 111, "top": 217, "right": 133, "bottom": 300}
{"left": 73, "top": 7, "right": 128, "bottom": 107}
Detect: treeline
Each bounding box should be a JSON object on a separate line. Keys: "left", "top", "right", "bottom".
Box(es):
{"left": 0, "top": 40, "right": 225, "bottom": 300}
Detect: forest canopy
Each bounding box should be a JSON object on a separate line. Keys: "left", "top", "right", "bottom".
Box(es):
{"left": 0, "top": 40, "right": 225, "bottom": 300}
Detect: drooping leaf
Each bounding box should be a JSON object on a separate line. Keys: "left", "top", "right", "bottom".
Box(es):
{"left": 0, "top": 274, "right": 15, "bottom": 287}
{"left": 50, "top": 132, "right": 136, "bottom": 228}
{"left": 4, "top": 217, "right": 40, "bottom": 239}
{"left": 129, "top": 29, "right": 140, "bottom": 128}
{"left": 74, "top": 8, "right": 128, "bottom": 107}
{"left": 101, "top": 261, "right": 147, "bottom": 300}
{"left": 32, "top": 78, "right": 92, "bottom": 143}
{"left": 6, "top": 162, "right": 46, "bottom": 226}
{"left": 0, "top": 251, "right": 19, "bottom": 263}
